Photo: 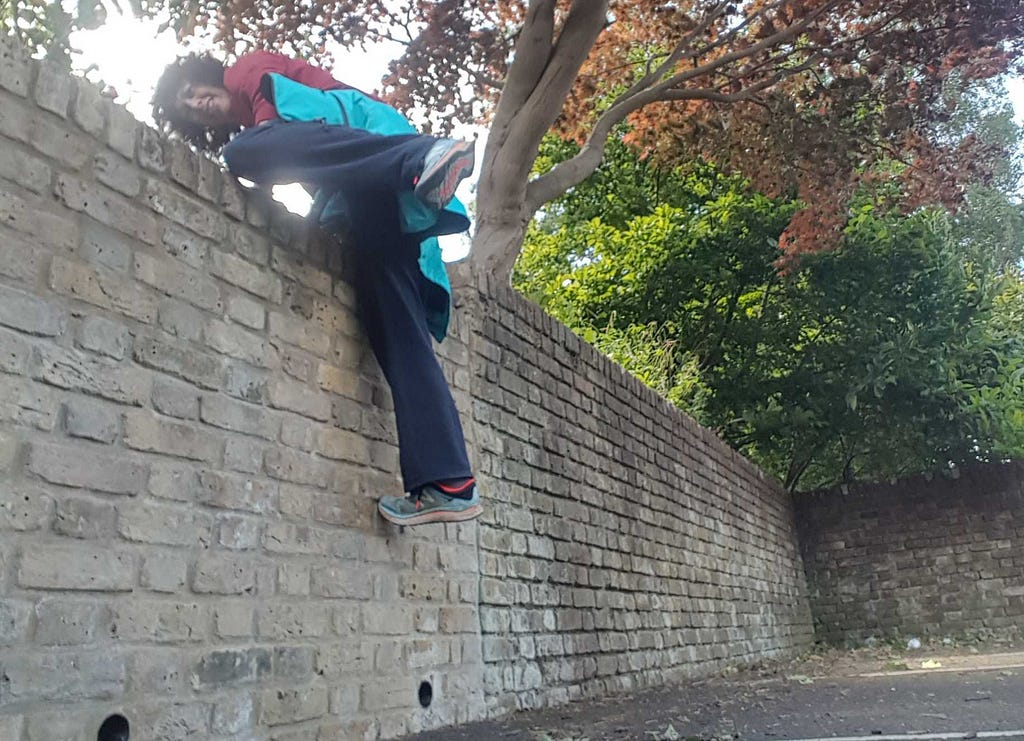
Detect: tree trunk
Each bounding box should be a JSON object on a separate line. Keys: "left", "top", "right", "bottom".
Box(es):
{"left": 470, "top": 212, "right": 529, "bottom": 287}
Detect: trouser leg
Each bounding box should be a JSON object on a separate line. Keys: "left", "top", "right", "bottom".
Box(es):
{"left": 345, "top": 194, "right": 472, "bottom": 492}
{"left": 222, "top": 119, "right": 436, "bottom": 191}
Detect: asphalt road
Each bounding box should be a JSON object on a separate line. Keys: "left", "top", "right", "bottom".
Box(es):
{"left": 410, "top": 652, "right": 1024, "bottom": 741}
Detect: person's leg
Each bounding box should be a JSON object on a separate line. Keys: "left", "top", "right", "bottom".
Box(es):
{"left": 222, "top": 120, "right": 473, "bottom": 208}
{"left": 344, "top": 192, "right": 476, "bottom": 513}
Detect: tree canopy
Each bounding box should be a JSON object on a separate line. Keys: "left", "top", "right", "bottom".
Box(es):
{"left": 12, "top": 0, "right": 1022, "bottom": 280}
{"left": 515, "top": 133, "right": 1024, "bottom": 491}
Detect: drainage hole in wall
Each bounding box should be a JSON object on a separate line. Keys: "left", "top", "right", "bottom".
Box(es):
{"left": 97, "top": 714, "right": 130, "bottom": 741}
{"left": 418, "top": 680, "right": 433, "bottom": 708}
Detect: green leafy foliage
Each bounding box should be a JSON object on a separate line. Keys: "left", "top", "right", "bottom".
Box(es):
{"left": 516, "top": 134, "right": 1024, "bottom": 491}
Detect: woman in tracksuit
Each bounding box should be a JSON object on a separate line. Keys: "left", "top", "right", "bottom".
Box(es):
{"left": 153, "top": 50, "right": 481, "bottom": 526}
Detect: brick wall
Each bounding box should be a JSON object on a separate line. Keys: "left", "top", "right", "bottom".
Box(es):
{"left": 796, "top": 462, "right": 1024, "bottom": 645}
{"left": 468, "top": 281, "right": 814, "bottom": 715}
{"left": 0, "top": 38, "right": 813, "bottom": 740}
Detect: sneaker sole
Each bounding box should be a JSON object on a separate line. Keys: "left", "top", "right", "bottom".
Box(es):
{"left": 378, "top": 502, "right": 483, "bottom": 527}
{"left": 414, "top": 142, "right": 475, "bottom": 210}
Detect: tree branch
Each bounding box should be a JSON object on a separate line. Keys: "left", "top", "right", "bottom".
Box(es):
{"left": 496, "top": 0, "right": 557, "bottom": 114}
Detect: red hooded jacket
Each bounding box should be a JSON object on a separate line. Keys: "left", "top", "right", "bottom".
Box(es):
{"left": 222, "top": 51, "right": 354, "bottom": 127}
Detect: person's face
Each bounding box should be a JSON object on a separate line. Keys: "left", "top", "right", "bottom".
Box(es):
{"left": 175, "top": 81, "right": 236, "bottom": 127}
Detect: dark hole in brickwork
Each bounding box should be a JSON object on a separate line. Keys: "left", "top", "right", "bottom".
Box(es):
{"left": 418, "top": 680, "right": 433, "bottom": 708}
{"left": 97, "top": 714, "right": 130, "bottom": 741}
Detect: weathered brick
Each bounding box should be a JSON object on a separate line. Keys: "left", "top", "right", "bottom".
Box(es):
{"left": 0, "top": 599, "right": 32, "bottom": 644}
{"left": 224, "top": 436, "right": 265, "bottom": 474}
{"left": 118, "top": 500, "right": 212, "bottom": 546}
{"left": 224, "top": 362, "right": 271, "bottom": 403}
{"left": 124, "top": 409, "right": 222, "bottom": 462}
{"left": 72, "top": 77, "right": 107, "bottom": 135}
{"left": 221, "top": 179, "right": 247, "bottom": 221}
{"left": 191, "top": 646, "right": 269, "bottom": 688}
{"left": 0, "top": 142, "right": 51, "bottom": 193}
{"left": 272, "top": 247, "right": 332, "bottom": 294}
{"left": 167, "top": 139, "right": 197, "bottom": 189}
{"left": 264, "top": 447, "right": 332, "bottom": 488}
{"left": 76, "top": 315, "right": 131, "bottom": 359}
{"left": 217, "top": 513, "right": 261, "bottom": 549}
{"left": 193, "top": 554, "right": 260, "bottom": 594}
{"left": 111, "top": 601, "right": 207, "bottom": 642}
{"left": 316, "top": 427, "right": 368, "bottom": 464}
{"left": 229, "top": 228, "right": 270, "bottom": 264}
{"left": 148, "top": 461, "right": 201, "bottom": 502}
{"left": 280, "top": 415, "right": 315, "bottom": 451}
{"left": 362, "top": 604, "right": 415, "bottom": 635}
{"left": 259, "top": 686, "right": 328, "bottom": 726}
{"left": 34, "top": 61, "right": 72, "bottom": 116}
{"left": 135, "top": 252, "right": 223, "bottom": 312}
{"left": 0, "top": 190, "right": 77, "bottom": 250}
{"left": 127, "top": 648, "right": 189, "bottom": 694}
{"left": 0, "top": 326, "right": 32, "bottom": 375}
{"left": 278, "top": 562, "right": 311, "bottom": 596}
{"left": 63, "top": 397, "right": 119, "bottom": 443}
{"left": 213, "top": 693, "right": 254, "bottom": 735}
{"left": 311, "top": 566, "right": 372, "bottom": 600}
{"left": 361, "top": 682, "right": 413, "bottom": 712}
{"left": 2, "top": 650, "right": 125, "bottom": 703}
{"left": 0, "top": 283, "right": 65, "bottom": 336}
{"left": 205, "top": 319, "right": 280, "bottom": 368}
{"left": 163, "top": 225, "right": 211, "bottom": 269}
{"left": 158, "top": 298, "right": 205, "bottom": 342}
{"left": 142, "top": 702, "right": 212, "bottom": 741}
{"left": 36, "top": 343, "right": 149, "bottom": 406}
{"left": 196, "top": 155, "right": 222, "bottom": 203}
{"left": 262, "top": 521, "right": 332, "bottom": 556}
{"left": 152, "top": 376, "right": 201, "bottom": 419}
{"left": 27, "top": 440, "right": 147, "bottom": 494}
{"left": 50, "top": 256, "right": 157, "bottom": 322}
{"left": 227, "top": 293, "right": 266, "bottom": 329}
{"left": 199, "top": 393, "right": 276, "bottom": 439}
{"left": 273, "top": 646, "right": 314, "bottom": 681}
{"left": 18, "top": 544, "right": 135, "bottom": 590}
{"left": 317, "top": 363, "right": 360, "bottom": 398}
{"left": 0, "top": 40, "right": 30, "bottom": 95}
{"left": 145, "top": 178, "right": 225, "bottom": 240}
{"left": 54, "top": 494, "right": 117, "bottom": 539}
{"left": 133, "top": 333, "right": 222, "bottom": 389}
{"left": 0, "top": 485, "right": 53, "bottom": 532}
{"left": 34, "top": 599, "right": 109, "bottom": 645}
{"left": 107, "top": 103, "right": 138, "bottom": 158}
{"left": 0, "top": 229, "right": 44, "bottom": 284}
{"left": 93, "top": 150, "right": 142, "bottom": 198}
{"left": 197, "top": 470, "right": 276, "bottom": 513}
{"left": 268, "top": 312, "right": 331, "bottom": 357}
{"left": 268, "top": 379, "right": 331, "bottom": 421}
{"left": 210, "top": 249, "right": 283, "bottom": 301}
{"left": 80, "top": 215, "right": 135, "bottom": 272}
{"left": 257, "top": 603, "right": 330, "bottom": 639}
{"left": 282, "top": 348, "right": 316, "bottom": 382}
{"left": 141, "top": 552, "right": 188, "bottom": 593}
{"left": 215, "top": 603, "right": 254, "bottom": 638}
{"left": 138, "top": 125, "right": 165, "bottom": 172}
{"left": 0, "top": 715, "right": 22, "bottom": 741}
{"left": 55, "top": 174, "right": 157, "bottom": 244}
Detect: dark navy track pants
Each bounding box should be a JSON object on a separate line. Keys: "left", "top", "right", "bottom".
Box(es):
{"left": 223, "top": 121, "right": 472, "bottom": 492}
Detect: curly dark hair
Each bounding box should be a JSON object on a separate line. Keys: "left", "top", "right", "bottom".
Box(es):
{"left": 152, "top": 53, "right": 239, "bottom": 151}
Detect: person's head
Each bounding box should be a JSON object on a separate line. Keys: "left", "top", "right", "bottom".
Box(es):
{"left": 153, "top": 53, "right": 239, "bottom": 150}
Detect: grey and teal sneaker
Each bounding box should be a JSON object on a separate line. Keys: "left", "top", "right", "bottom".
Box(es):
{"left": 378, "top": 483, "right": 483, "bottom": 526}
{"left": 413, "top": 139, "right": 475, "bottom": 210}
